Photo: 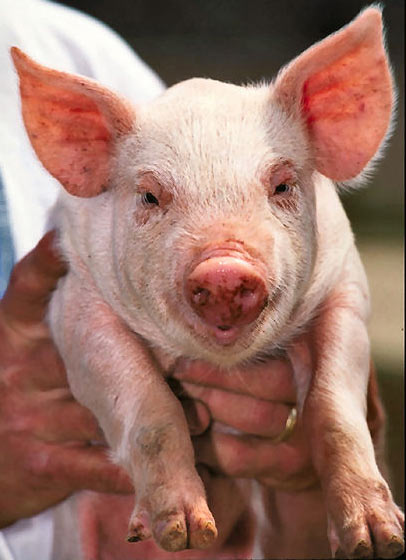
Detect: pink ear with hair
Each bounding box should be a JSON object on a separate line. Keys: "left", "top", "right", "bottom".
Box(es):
{"left": 11, "top": 47, "right": 135, "bottom": 197}
{"left": 273, "top": 8, "right": 393, "bottom": 181}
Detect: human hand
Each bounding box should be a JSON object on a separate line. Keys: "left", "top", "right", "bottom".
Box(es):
{"left": 0, "top": 232, "right": 132, "bottom": 528}
{"left": 172, "top": 354, "right": 317, "bottom": 491}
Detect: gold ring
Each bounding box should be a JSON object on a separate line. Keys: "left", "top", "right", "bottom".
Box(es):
{"left": 272, "top": 406, "right": 297, "bottom": 444}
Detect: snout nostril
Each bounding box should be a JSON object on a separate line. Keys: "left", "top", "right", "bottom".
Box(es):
{"left": 240, "top": 286, "right": 254, "bottom": 298}
{"left": 192, "top": 287, "right": 210, "bottom": 306}
{"left": 217, "top": 325, "right": 232, "bottom": 331}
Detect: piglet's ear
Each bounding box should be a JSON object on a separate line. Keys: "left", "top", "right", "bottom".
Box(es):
{"left": 11, "top": 47, "right": 135, "bottom": 197}
{"left": 273, "top": 8, "right": 393, "bottom": 182}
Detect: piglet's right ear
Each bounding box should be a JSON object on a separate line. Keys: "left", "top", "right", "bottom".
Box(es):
{"left": 11, "top": 47, "right": 135, "bottom": 197}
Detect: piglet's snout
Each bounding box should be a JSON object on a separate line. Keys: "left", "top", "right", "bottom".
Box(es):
{"left": 186, "top": 256, "right": 268, "bottom": 328}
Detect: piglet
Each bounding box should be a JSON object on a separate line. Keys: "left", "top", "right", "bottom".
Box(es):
{"left": 11, "top": 6, "right": 404, "bottom": 558}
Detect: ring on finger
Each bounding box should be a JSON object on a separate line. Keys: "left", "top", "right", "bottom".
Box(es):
{"left": 272, "top": 406, "right": 297, "bottom": 444}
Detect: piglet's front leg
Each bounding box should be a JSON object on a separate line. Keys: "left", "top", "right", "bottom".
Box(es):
{"left": 49, "top": 276, "right": 217, "bottom": 552}
{"left": 290, "top": 286, "right": 404, "bottom": 558}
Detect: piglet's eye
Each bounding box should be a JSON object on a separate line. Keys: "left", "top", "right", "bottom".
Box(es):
{"left": 274, "top": 183, "right": 290, "bottom": 195}
{"left": 143, "top": 192, "right": 159, "bottom": 205}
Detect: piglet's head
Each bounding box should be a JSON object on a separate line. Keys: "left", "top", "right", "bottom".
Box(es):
{"left": 10, "top": 7, "right": 394, "bottom": 366}
{"left": 11, "top": 47, "right": 135, "bottom": 197}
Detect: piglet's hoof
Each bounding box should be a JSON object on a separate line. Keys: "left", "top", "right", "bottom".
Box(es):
{"left": 154, "top": 513, "right": 188, "bottom": 552}
{"left": 328, "top": 477, "right": 404, "bottom": 559}
{"left": 128, "top": 506, "right": 217, "bottom": 552}
{"left": 153, "top": 509, "right": 217, "bottom": 552}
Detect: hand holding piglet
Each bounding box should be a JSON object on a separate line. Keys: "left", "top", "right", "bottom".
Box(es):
{"left": 0, "top": 233, "right": 133, "bottom": 528}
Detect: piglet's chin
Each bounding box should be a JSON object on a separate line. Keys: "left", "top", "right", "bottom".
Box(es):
{"left": 195, "top": 318, "right": 261, "bottom": 351}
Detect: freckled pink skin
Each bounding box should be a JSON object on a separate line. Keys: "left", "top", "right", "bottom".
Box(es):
{"left": 11, "top": 7, "right": 404, "bottom": 558}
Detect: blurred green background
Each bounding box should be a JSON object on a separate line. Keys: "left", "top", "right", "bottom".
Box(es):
{"left": 63, "top": 0, "right": 404, "bottom": 506}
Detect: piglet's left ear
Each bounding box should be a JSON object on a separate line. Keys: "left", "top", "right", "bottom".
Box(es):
{"left": 273, "top": 8, "right": 394, "bottom": 182}
{"left": 11, "top": 47, "right": 135, "bottom": 197}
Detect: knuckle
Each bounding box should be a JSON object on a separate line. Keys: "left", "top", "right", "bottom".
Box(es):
{"left": 0, "top": 364, "right": 28, "bottom": 391}
{"left": 24, "top": 445, "right": 57, "bottom": 483}
{"left": 10, "top": 412, "right": 35, "bottom": 435}
{"left": 3, "top": 396, "right": 38, "bottom": 432}
{"left": 2, "top": 402, "right": 48, "bottom": 442}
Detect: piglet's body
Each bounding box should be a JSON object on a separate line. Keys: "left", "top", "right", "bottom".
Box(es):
{"left": 12, "top": 7, "right": 404, "bottom": 558}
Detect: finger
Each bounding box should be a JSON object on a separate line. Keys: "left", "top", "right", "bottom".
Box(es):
{"left": 8, "top": 339, "right": 69, "bottom": 391}
{"left": 182, "top": 398, "right": 211, "bottom": 436}
{"left": 31, "top": 399, "right": 103, "bottom": 443}
{"left": 42, "top": 444, "right": 133, "bottom": 494}
{"left": 182, "top": 382, "right": 292, "bottom": 438}
{"left": 193, "top": 425, "right": 315, "bottom": 490}
{"left": 2, "top": 230, "right": 67, "bottom": 328}
{"left": 173, "top": 358, "right": 296, "bottom": 403}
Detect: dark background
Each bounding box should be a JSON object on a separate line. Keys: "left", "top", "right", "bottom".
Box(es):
{"left": 60, "top": 0, "right": 404, "bottom": 505}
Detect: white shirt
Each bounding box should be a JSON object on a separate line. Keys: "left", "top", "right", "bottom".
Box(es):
{"left": 0, "top": 1, "right": 165, "bottom": 558}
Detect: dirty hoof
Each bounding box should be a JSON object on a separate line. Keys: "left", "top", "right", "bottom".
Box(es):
{"left": 151, "top": 508, "right": 217, "bottom": 552}
{"left": 154, "top": 513, "right": 187, "bottom": 552}
{"left": 189, "top": 520, "right": 218, "bottom": 549}
{"left": 328, "top": 478, "right": 404, "bottom": 559}
{"left": 127, "top": 510, "right": 151, "bottom": 544}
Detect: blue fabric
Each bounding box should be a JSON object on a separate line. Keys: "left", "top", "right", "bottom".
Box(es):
{"left": 0, "top": 170, "right": 15, "bottom": 298}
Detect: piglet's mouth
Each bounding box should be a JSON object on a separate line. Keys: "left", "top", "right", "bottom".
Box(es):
{"left": 183, "top": 292, "right": 273, "bottom": 349}
{"left": 210, "top": 324, "right": 242, "bottom": 345}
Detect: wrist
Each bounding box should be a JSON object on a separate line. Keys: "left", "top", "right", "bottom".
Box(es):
{"left": 257, "top": 485, "right": 330, "bottom": 559}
